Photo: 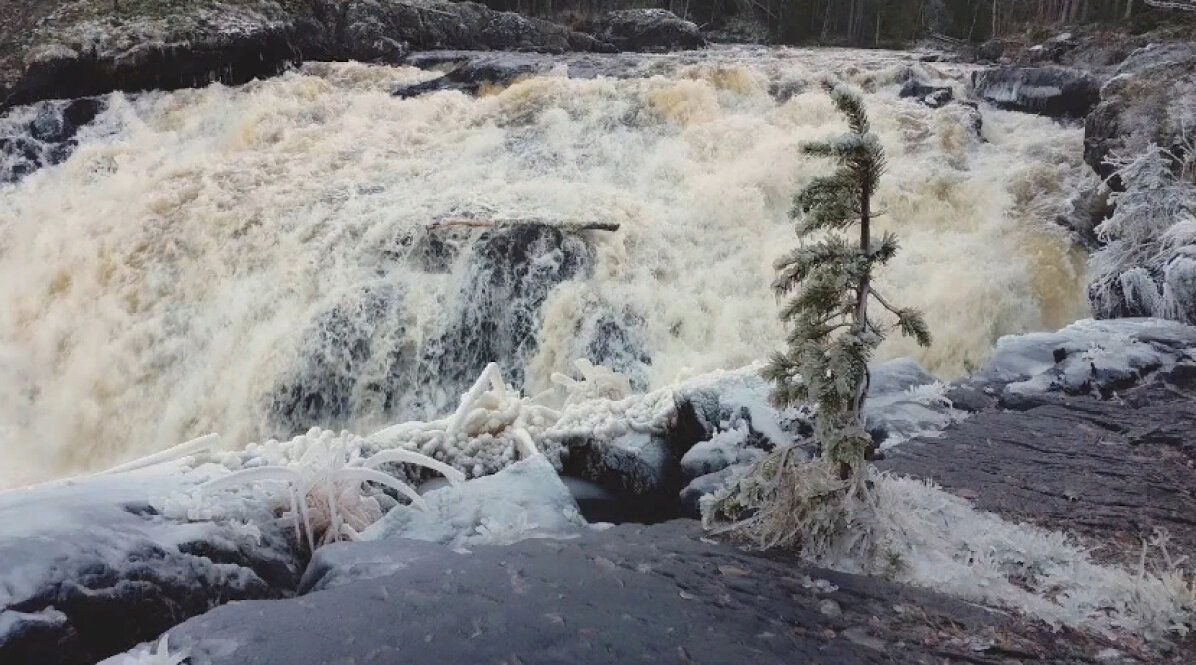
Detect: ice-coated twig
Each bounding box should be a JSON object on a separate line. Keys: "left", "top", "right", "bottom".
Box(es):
{"left": 97, "top": 433, "right": 220, "bottom": 476}
{"left": 362, "top": 449, "right": 466, "bottom": 485}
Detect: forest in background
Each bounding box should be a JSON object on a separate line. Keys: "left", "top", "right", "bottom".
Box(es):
{"left": 476, "top": 0, "right": 1196, "bottom": 46}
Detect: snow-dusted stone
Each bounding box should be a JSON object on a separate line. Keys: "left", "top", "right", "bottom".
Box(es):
{"left": 591, "top": 9, "right": 707, "bottom": 53}
{"left": 972, "top": 66, "right": 1100, "bottom": 118}
{"left": 679, "top": 467, "right": 736, "bottom": 519}
{"left": 1165, "top": 253, "right": 1196, "bottom": 321}
{"left": 0, "top": 469, "right": 299, "bottom": 665}
{"left": 976, "top": 318, "right": 1196, "bottom": 400}
{"left": 359, "top": 455, "right": 585, "bottom": 549}
{"left": 679, "top": 424, "right": 765, "bottom": 481}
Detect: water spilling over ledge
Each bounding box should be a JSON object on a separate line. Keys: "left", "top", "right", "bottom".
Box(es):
{"left": 0, "top": 48, "right": 1090, "bottom": 486}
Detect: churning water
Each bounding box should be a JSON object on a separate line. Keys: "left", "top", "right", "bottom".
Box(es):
{"left": 0, "top": 47, "right": 1090, "bottom": 486}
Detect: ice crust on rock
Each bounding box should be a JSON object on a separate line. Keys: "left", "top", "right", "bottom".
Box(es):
{"left": 360, "top": 455, "right": 585, "bottom": 549}
{"left": 977, "top": 318, "right": 1196, "bottom": 395}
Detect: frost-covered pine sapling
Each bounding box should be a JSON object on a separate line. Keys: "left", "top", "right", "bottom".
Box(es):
{"left": 705, "top": 82, "right": 930, "bottom": 551}
{"left": 769, "top": 81, "right": 929, "bottom": 482}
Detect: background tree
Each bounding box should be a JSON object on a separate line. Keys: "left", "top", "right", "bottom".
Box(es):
{"left": 705, "top": 82, "right": 929, "bottom": 550}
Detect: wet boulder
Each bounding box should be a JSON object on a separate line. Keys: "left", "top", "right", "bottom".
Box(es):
{"left": 394, "top": 52, "right": 555, "bottom": 98}
{"left": 899, "top": 79, "right": 953, "bottom": 108}
{"left": 1, "top": 97, "right": 103, "bottom": 183}
{"left": 972, "top": 66, "right": 1100, "bottom": 118}
{"left": 591, "top": 9, "right": 707, "bottom": 53}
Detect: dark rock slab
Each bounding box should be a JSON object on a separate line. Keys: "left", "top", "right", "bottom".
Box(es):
{"left": 881, "top": 373, "right": 1196, "bottom": 566}
{"left": 591, "top": 9, "right": 708, "bottom": 53}
{"left": 394, "top": 52, "right": 555, "bottom": 97}
{"left": 164, "top": 520, "right": 1108, "bottom": 665}
{"left": 420, "top": 223, "right": 594, "bottom": 402}
{"left": 972, "top": 66, "right": 1101, "bottom": 118}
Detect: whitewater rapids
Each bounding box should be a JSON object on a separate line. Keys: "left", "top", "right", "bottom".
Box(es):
{"left": 0, "top": 47, "right": 1090, "bottom": 487}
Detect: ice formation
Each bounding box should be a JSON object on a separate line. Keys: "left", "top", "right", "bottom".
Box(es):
{"left": 1090, "top": 144, "right": 1196, "bottom": 323}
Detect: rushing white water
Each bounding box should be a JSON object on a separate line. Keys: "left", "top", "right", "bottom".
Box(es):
{"left": 0, "top": 47, "right": 1090, "bottom": 486}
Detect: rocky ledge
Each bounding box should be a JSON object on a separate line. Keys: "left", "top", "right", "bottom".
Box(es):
{"left": 0, "top": 0, "right": 612, "bottom": 109}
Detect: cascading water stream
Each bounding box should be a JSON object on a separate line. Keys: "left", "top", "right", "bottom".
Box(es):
{"left": 0, "top": 47, "right": 1090, "bottom": 487}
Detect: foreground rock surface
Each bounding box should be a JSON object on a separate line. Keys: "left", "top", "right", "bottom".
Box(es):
{"left": 157, "top": 521, "right": 1105, "bottom": 665}
{"left": 0, "top": 0, "right": 606, "bottom": 108}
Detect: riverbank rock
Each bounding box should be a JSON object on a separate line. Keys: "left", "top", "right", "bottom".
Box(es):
{"left": 591, "top": 9, "right": 707, "bottom": 53}
{"left": 0, "top": 470, "right": 300, "bottom": 665}
{"left": 0, "top": 0, "right": 606, "bottom": 109}
{"left": 972, "top": 65, "right": 1101, "bottom": 118}
{"left": 148, "top": 520, "right": 1111, "bottom": 665}
{"left": 1083, "top": 42, "right": 1196, "bottom": 183}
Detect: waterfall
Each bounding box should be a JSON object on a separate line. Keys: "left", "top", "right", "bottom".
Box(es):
{"left": 0, "top": 49, "right": 1090, "bottom": 487}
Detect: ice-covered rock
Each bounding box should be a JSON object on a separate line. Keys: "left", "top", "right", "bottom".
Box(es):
{"left": 0, "top": 467, "right": 298, "bottom": 665}
{"left": 679, "top": 423, "right": 765, "bottom": 480}
{"left": 978, "top": 318, "right": 1196, "bottom": 399}
{"left": 1084, "top": 42, "right": 1196, "bottom": 183}
{"left": 972, "top": 66, "right": 1100, "bottom": 118}
{"left": 359, "top": 454, "right": 585, "bottom": 548}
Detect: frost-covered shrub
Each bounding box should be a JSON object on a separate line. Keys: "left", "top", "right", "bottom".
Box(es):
{"left": 1090, "top": 144, "right": 1196, "bottom": 323}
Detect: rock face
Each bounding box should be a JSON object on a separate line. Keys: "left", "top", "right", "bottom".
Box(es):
{"left": 972, "top": 66, "right": 1101, "bottom": 118}
{"left": 0, "top": 0, "right": 607, "bottom": 109}
{"left": 591, "top": 9, "right": 707, "bottom": 53}
{"left": 0, "top": 471, "right": 301, "bottom": 665}
{"left": 157, "top": 521, "right": 1105, "bottom": 665}
{"left": 1083, "top": 42, "right": 1196, "bottom": 182}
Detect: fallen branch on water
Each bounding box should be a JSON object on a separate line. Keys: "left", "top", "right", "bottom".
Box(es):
{"left": 429, "top": 217, "right": 620, "bottom": 232}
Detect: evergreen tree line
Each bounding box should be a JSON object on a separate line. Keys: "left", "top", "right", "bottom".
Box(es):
{"left": 477, "top": 0, "right": 1192, "bottom": 45}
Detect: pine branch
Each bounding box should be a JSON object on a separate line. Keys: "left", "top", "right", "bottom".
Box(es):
{"left": 868, "top": 232, "right": 899, "bottom": 265}
{"left": 867, "top": 287, "right": 902, "bottom": 315}
{"left": 896, "top": 308, "right": 933, "bottom": 347}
